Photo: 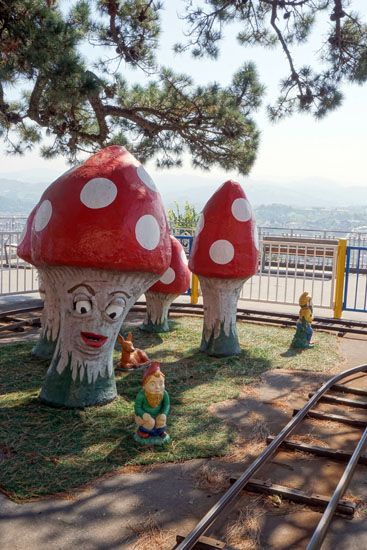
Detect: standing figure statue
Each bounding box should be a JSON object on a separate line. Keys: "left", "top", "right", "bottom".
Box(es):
{"left": 134, "top": 362, "right": 170, "bottom": 445}
{"left": 291, "top": 291, "right": 314, "bottom": 349}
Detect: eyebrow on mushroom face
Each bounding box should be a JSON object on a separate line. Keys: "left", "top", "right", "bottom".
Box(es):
{"left": 68, "top": 283, "right": 96, "bottom": 296}
{"left": 108, "top": 290, "right": 131, "bottom": 299}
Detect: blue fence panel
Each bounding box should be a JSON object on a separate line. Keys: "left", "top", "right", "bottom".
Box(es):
{"left": 174, "top": 235, "right": 194, "bottom": 296}
{"left": 343, "top": 246, "right": 367, "bottom": 312}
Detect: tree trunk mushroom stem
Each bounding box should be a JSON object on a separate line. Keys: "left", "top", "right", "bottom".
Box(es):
{"left": 141, "top": 291, "right": 179, "bottom": 333}
{"left": 32, "top": 270, "right": 60, "bottom": 359}
{"left": 199, "top": 276, "right": 248, "bottom": 357}
{"left": 39, "top": 266, "right": 157, "bottom": 408}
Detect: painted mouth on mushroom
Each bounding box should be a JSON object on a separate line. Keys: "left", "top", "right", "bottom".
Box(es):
{"left": 80, "top": 332, "right": 108, "bottom": 348}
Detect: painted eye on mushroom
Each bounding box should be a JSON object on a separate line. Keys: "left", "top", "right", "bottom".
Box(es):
{"left": 74, "top": 298, "right": 93, "bottom": 315}
{"left": 105, "top": 298, "right": 125, "bottom": 320}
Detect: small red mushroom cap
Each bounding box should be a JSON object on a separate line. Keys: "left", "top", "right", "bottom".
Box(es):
{"left": 17, "top": 146, "right": 171, "bottom": 275}
{"left": 149, "top": 235, "right": 191, "bottom": 294}
{"left": 188, "top": 180, "right": 259, "bottom": 279}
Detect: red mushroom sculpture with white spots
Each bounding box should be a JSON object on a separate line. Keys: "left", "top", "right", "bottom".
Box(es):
{"left": 141, "top": 236, "right": 191, "bottom": 332}
{"left": 189, "top": 180, "right": 259, "bottom": 357}
{"left": 17, "top": 146, "right": 171, "bottom": 408}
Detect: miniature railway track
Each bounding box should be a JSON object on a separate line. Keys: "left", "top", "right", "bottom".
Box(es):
{"left": 1, "top": 299, "right": 367, "bottom": 337}
{"left": 174, "top": 363, "right": 367, "bottom": 550}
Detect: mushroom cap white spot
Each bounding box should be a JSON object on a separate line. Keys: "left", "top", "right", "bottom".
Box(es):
{"left": 34, "top": 200, "right": 53, "bottom": 232}
{"left": 135, "top": 214, "right": 161, "bottom": 250}
{"left": 231, "top": 198, "right": 252, "bottom": 222}
{"left": 180, "top": 249, "right": 188, "bottom": 265}
{"left": 209, "top": 239, "right": 235, "bottom": 265}
{"left": 253, "top": 223, "right": 260, "bottom": 250}
{"left": 137, "top": 165, "right": 157, "bottom": 192}
{"left": 195, "top": 213, "right": 205, "bottom": 236}
{"left": 80, "top": 178, "right": 118, "bottom": 209}
{"left": 160, "top": 266, "right": 175, "bottom": 285}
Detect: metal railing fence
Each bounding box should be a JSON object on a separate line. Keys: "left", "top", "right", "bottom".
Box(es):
{"left": 0, "top": 230, "right": 38, "bottom": 295}
{"left": 240, "top": 240, "right": 338, "bottom": 308}
{"left": 343, "top": 246, "right": 367, "bottom": 313}
{"left": 0, "top": 216, "right": 28, "bottom": 232}
{"left": 0, "top": 225, "right": 347, "bottom": 310}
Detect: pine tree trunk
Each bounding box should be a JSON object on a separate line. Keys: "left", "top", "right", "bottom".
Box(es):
{"left": 199, "top": 276, "right": 247, "bottom": 357}
{"left": 141, "top": 291, "right": 179, "bottom": 333}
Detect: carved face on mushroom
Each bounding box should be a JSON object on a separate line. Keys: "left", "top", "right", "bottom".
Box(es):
{"left": 18, "top": 146, "right": 171, "bottom": 407}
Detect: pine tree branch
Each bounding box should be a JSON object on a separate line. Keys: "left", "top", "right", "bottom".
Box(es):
{"left": 27, "top": 75, "right": 47, "bottom": 124}
{"left": 270, "top": 1, "right": 303, "bottom": 96}
{"left": 87, "top": 89, "right": 109, "bottom": 143}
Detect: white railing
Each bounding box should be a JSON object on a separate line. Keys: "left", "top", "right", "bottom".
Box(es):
{"left": 0, "top": 216, "right": 28, "bottom": 232}
{"left": 0, "top": 230, "right": 39, "bottom": 295}
{"left": 0, "top": 228, "right": 343, "bottom": 309}
{"left": 239, "top": 239, "right": 339, "bottom": 309}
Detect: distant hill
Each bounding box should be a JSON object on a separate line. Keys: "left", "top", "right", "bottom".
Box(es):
{"left": 255, "top": 204, "right": 367, "bottom": 232}
{"left": 154, "top": 174, "right": 367, "bottom": 210}
{"left": 0, "top": 174, "right": 366, "bottom": 216}
{"left": 0, "top": 178, "right": 48, "bottom": 215}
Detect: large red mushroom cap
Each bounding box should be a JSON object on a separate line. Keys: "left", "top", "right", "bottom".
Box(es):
{"left": 17, "top": 146, "right": 171, "bottom": 275}
{"left": 188, "top": 180, "right": 259, "bottom": 279}
{"left": 148, "top": 236, "right": 191, "bottom": 294}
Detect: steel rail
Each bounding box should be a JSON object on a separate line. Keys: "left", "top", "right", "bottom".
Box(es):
{"left": 175, "top": 363, "right": 367, "bottom": 550}
{"left": 307, "top": 426, "right": 367, "bottom": 550}
{"left": 2, "top": 300, "right": 367, "bottom": 334}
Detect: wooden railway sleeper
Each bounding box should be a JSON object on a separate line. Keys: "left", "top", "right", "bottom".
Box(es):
{"left": 308, "top": 392, "right": 367, "bottom": 408}
{"left": 266, "top": 435, "right": 367, "bottom": 465}
{"left": 330, "top": 383, "right": 367, "bottom": 397}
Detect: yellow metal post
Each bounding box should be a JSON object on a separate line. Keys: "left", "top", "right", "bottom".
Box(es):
{"left": 190, "top": 273, "right": 199, "bottom": 304}
{"left": 333, "top": 238, "right": 347, "bottom": 319}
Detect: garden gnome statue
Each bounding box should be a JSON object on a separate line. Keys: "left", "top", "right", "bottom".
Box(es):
{"left": 291, "top": 291, "right": 314, "bottom": 349}
{"left": 134, "top": 362, "right": 170, "bottom": 445}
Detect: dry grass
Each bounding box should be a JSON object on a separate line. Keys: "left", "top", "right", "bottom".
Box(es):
{"left": 128, "top": 514, "right": 172, "bottom": 550}
{"left": 248, "top": 414, "right": 271, "bottom": 442}
{"left": 291, "top": 433, "right": 329, "bottom": 447}
{"left": 269, "top": 398, "right": 292, "bottom": 414}
{"left": 222, "top": 413, "right": 270, "bottom": 465}
{"left": 225, "top": 497, "right": 266, "bottom": 550}
{"left": 194, "top": 464, "right": 229, "bottom": 494}
{"left": 355, "top": 501, "right": 367, "bottom": 518}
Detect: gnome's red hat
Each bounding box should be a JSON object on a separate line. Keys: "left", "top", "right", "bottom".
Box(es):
{"left": 143, "top": 362, "right": 164, "bottom": 385}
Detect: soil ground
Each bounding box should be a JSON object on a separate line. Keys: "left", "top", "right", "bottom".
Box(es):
{"left": 0, "top": 307, "right": 367, "bottom": 549}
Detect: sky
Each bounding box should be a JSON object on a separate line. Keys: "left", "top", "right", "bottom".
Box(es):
{"left": 0, "top": 0, "right": 366, "bottom": 193}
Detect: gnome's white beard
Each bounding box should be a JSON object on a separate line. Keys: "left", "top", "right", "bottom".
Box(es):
{"left": 45, "top": 266, "right": 159, "bottom": 383}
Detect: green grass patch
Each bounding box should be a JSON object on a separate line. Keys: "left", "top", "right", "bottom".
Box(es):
{"left": 0, "top": 318, "right": 341, "bottom": 500}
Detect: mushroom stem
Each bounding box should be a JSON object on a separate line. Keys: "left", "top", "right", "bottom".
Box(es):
{"left": 39, "top": 266, "right": 158, "bottom": 408}
{"left": 32, "top": 270, "right": 59, "bottom": 360}
{"left": 141, "top": 291, "right": 179, "bottom": 333}
{"left": 199, "top": 276, "right": 247, "bottom": 357}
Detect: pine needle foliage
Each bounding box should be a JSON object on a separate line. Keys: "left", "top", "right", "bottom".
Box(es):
{"left": 0, "top": 0, "right": 263, "bottom": 173}
{"left": 179, "top": 0, "right": 367, "bottom": 119}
